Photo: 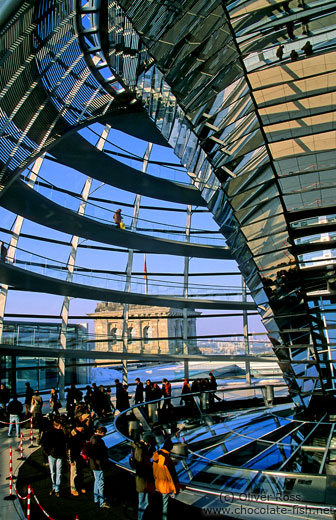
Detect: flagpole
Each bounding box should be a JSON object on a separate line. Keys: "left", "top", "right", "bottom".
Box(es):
{"left": 144, "top": 253, "right": 148, "bottom": 295}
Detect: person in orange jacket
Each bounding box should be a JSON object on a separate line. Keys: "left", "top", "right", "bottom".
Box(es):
{"left": 152, "top": 439, "right": 180, "bottom": 520}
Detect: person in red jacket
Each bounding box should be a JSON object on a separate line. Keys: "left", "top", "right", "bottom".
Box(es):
{"left": 180, "top": 378, "right": 193, "bottom": 408}
{"left": 161, "top": 379, "right": 173, "bottom": 410}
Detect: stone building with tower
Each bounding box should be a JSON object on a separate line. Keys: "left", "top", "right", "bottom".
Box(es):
{"left": 89, "top": 302, "right": 200, "bottom": 355}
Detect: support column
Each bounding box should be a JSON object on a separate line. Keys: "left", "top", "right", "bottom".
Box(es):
{"left": 242, "top": 277, "right": 251, "bottom": 385}
{"left": 59, "top": 126, "right": 109, "bottom": 398}
{"left": 121, "top": 142, "right": 153, "bottom": 385}
{"left": 183, "top": 205, "right": 192, "bottom": 380}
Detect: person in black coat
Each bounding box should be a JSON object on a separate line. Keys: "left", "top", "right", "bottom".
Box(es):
{"left": 24, "top": 382, "right": 34, "bottom": 416}
{"left": 94, "top": 385, "right": 106, "bottom": 417}
{"left": 104, "top": 387, "right": 115, "bottom": 417}
{"left": 49, "top": 387, "right": 60, "bottom": 416}
{"left": 152, "top": 383, "right": 162, "bottom": 401}
{"left": 7, "top": 395, "right": 23, "bottom": 437}
{"left": 40, "top": 418, "right": 67, "bottom": 496}
{"left": 144, "top": 380, "right": 153, "bottom": 402}
{"left": 209, "top": 372, "right": 221, "bottom": 405}
{"left": 302, "top": 40, "right": 313, "bottom": 56}
{"left": 114, "top": 379, "right": 123, "bottom": 411}
{"left": 0, "top": 383, "right": 10, "bottom": 411}
{"left": 191, "top": 378, "right": 201, "bottom": 393}
{"left": 118, "top": 385, "right": 130, "bottom": 412}
{"left": 134, "top": 378, "right": 144, "bottom": 404}
{"left": 66, "top": 385, "right": 80, "bottom": 419}
{"left": 89, "top": 426, "right": 110, "bottom": 508}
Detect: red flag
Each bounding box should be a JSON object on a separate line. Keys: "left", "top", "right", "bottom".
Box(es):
{"left": 144, "top": 254, "right": 148, "bottom": 294}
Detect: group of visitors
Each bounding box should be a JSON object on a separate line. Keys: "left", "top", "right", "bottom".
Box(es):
{"left": 4, "top": 383, "right": 44, "bottom": 438}
{"left": 2, "top": 381, "right": 115, "bottom": 440}
{"left": 115, "top": 377, "right": 173, "bottom": 412}
{"left": 132, "top": 433, "right": 180, "bottom": 520}
{"left": 0, "top": 380, "right": 112, "bottom": 505}
{"left": 66, "top": 383, "right": 115, "bottom": 419}
{"left": 273, "top": 0, "right": 314, "bottom": 62}
{"left": 140, "top": 378, "right": 172, "bottom": 407}
{"left": 49, "top": 384, "right": 116, "bottom": 505}
{"left": 129, "top": 372, "right": 220, "bottom": 412}
{"left": 0, "top": 375, "right": 222, "bottom": 518}
{"left": 2, "top": 372, "right": 221, "bottom": 437}
{"left": 41, "top": 411, "right": 181, "bottom": 517}
{"left": 40, "top": 414, "right": 111, "bottom": 507}
{"left": 133, "top": 378, "right": 174, "bottom": 407}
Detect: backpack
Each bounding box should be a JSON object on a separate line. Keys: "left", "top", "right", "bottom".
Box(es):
{"left": 129, "top": 447, "right": 137, "bottom": 469}
{"left": 80, "top": 441, "right": 92, "bottom": 463}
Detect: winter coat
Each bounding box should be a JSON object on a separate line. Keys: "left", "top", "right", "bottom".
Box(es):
{"left": 152, "top": 449, "right": 179, "bottom": 495}
{"left": 68, "top": 428, "right": 86, "bottom": 462}
{"left": 133, "top": 441, "right": 155, "bottom": 493}
{"left": 7, "top": 398, "right": 23, "bottom": 415}
{"left": 209, "top": 375, "right": 217, "bottom": 390}
{"left": 118, "top": 388, "right": 130, "bottom": 412}
{"left": 134, "top": 383, "right": 144, "bottom": 403}
{"left": 88, "top": 433, "right": 109, "bottom": 470}
{"left": 50, "top": 392, "right": 60, "bottom": 413}
{"left": 115, "top": 383, "right": 123, "bottom": 410}
{"left": 25, "top": 386, "right": 34, "bottom": 405}
{"left": 162, "top": 383, "right": 171, "bottom": 398}
{"left": 152, "top": 384, "right": 162, "bottom": 400}
{"left": 145, "top": 384, "right": 153, "bottom": 402}
{"left": 31, "top": 394, "right": 43, "bottom": 415}
{"left": 181, "top": 383, "right": 191, "bottom": 395}
{"left": 41, "top": 427, "right": 67, "bottom": 459}
{"left": 0, "top": 386, "right": 10, "bottom": 405}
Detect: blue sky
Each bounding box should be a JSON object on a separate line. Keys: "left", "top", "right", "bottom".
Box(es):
{"left": 0, "top": 122, "right": 267, "bottom": 340}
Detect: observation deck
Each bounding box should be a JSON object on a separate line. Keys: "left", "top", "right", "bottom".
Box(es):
{"left": 4, "top": 384, "right": 335, "bottom": 520}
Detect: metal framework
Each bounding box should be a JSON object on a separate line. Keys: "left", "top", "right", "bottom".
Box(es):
{"left": 0, "top": 0, "right": 336, "bottom": 411}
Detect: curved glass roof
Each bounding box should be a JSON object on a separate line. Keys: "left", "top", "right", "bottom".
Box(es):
{"left": 0, "top": 0, "right": 336, "bottom": 408}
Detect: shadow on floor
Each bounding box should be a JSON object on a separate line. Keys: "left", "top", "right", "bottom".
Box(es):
{"left": 16, "top": 447, "right": 209, "bottom": 520}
